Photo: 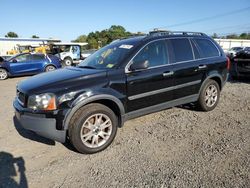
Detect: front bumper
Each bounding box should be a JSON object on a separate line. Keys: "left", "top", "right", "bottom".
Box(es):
{"left": 13, "top": 99, "right": 66, "bottom": 143}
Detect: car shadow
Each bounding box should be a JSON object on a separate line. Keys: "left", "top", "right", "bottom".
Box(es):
{"left": 177, "top": 103, "right": 202, "bottom": 112}
{"left": 0, "top": 151, "right": 28, "bottom": 188}
{"left": 13, "top": 116, "right": 55, "bottom": 146}
{"left": 228, "top": 78, "right": 250, "bottom": 84}
{"left": 62, "top": 141, "right": 79, "bottom": 153}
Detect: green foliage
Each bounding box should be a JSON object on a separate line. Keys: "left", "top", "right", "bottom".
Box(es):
{"left": 211, "top": 32, "right": 250, "bottom": 39}
{"left": 73, "top": 25, "right": 132, "bottom": 49}
{"left": 5, "top": 32, "right": 18, "bottom": 38}
{"left": 239, "top": 33, "right": 250, "bottom": 39}
{"left": 72, "top": 35, "right": 87, "bottom": 42}
{"left": 226, "top": 34, "right": 239, "bottom": 39}
{"left": 226, "top": 33, "right": 250, "bottom": 39}
{"left": 74, "top": 26, "right": 250, "bottom": 49}
{"left": 211, "top": 33, "right": 218, "bottom": 39}
{"left": 31, "top": 35, "right": 39, "bottom": 38}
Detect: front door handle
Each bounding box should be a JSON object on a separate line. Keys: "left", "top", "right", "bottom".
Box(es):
{"left": 163, "top": 71, "right": 174, "bottom": 77}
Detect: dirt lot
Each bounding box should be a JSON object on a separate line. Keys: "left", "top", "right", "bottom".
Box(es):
{"left": 0, "top": 77, "right": 249, "bottom": 188}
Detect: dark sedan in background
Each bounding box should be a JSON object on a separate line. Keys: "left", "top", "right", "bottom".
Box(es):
{"left": 229, "top": 47, "right": 250, "bottom": 79}
{"left": 0, "top": 53, "right": 62, "bottom": 80}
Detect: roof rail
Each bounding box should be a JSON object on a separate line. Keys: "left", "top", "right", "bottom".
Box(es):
{"left": 149, "top": 29, "right": 206, "bottom": 37}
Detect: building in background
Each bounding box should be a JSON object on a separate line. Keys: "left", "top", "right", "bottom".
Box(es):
{"left": 0, "top": 37, "right": 61, "bottom": 56}
{"left": 214, "top": 39, "right": 250, "bottom": 52}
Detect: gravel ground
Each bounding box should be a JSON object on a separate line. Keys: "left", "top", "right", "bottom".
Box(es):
{"left": 0, "top": 77, "right": 249, "bottom": 188}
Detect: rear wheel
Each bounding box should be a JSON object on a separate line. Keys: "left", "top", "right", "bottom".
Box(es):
{"left": 68, "top": 103, "right": 118, "bottom": 154}
{"left": 197, "top": 79, "right": 220, "bottom": 111}
{"left": 45, "top": 65, "right": 56, "bottom": 72}
{"left": 0, "top": 68, "right": 8, "bottom": 80}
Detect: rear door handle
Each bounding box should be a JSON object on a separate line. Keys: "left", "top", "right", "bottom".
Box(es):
{"left": 163, "top": 71, "right": 174, "bottom": 77}
{"left": 198, "top": 65, "right": 207, "bottom": 69}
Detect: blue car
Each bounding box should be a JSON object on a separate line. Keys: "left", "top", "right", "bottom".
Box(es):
{"left": 0, "top": 53, "right": 62, "bottom": 80}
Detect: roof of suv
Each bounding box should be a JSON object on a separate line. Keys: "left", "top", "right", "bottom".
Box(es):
{"left": 115, "top": 31, "right": 209, "bottom": 46}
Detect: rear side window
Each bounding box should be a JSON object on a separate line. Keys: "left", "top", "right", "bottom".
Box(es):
{"left": 194, "top": 39, "right": 219, "bottom": 58}
{"left": 32, "top": 55, "right": 44, "bottom": 61}
{"left": 170, "top": 38, "right": 193, "bottom": 63}
{"left": 190, "top": 40, "right": 200, "bottom": 59}
{"left": 132, "top": 40, "right": 168, "bottom": 68}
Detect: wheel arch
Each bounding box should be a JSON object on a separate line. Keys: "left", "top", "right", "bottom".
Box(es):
{"left": 44, "top": 64, "right": 56, "bottom": 72}
{"left": 63, "top": 94, "right": 125, "bottom": 130}
{"left": 199, "top": 73, "right": 223, "bottom": 95}
{"left": 64, "top": 56, "right": 73, "bottom": 61}
{"left": 0, "top": 67, "right": 10, "bottom": 72}
{"left": 0, "top": 67, "right": 10, "bottom": 77}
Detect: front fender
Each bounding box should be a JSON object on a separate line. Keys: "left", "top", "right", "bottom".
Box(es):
{"left": 63, "top": 94, "right": 125, "bottom": 130}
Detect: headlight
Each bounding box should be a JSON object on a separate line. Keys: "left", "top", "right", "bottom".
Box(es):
{"left": 28, "top": 93, "right": 57, "bottom": 111}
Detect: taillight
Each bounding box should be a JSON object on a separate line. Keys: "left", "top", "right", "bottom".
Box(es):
{"left": 226, "top": 57, "right": 231, "bottom": 70}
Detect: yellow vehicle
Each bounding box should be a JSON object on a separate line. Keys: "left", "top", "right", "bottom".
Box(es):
{"left": 7, "top": 45, "right": 33, "bottom": 55}
{"left": 7, "top": 49, "right": 18, "bottom": 55}
{"left": 34, "top": 45, "right": 50, "bottom": 54}
{"left": 18, "top": 45, "right": 33, "bottom": 53}
{"left": 6, "top": 44, "right": 50, "bottom": 55}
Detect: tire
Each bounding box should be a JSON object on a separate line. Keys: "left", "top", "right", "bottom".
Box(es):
{"left": 68, "top": 103, "right": 118, "bottom": 154}
{"left": 45, "top": 65, "right": 56, "bottom": 72}
{"left": 0, "top": 68, "right": 8, "bottom": 80}
{"left": 63, "top": 57, "right": 73, "bottom": 66}
{"left": 197, "top": 79, "right": 220, "bottom": 111}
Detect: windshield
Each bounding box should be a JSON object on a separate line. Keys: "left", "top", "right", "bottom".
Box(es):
{"left": 79, "top": 42, "right": 134, "bottom": 69}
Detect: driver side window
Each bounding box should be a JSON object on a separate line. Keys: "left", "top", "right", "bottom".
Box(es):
{"left": 132, "top": 40, "right": 168, "bottom": 68}
{"left": 14, "top": 54, "right": 31, "bottom": 63}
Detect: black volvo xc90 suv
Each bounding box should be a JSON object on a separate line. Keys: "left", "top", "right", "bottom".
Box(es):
{"left": 14, "top": 31, "right": 230, "bottom": 153}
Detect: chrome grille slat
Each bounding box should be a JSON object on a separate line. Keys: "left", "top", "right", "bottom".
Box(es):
{"left": 17, "top": 89, "right": 26, "bottom": 106}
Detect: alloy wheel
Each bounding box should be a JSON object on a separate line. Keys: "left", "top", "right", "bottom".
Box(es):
{"left": 205, "top": 84, "right": 218, "bottom": 107}
{"left": 46, "top": 66, "right": 55, "bottom": 72}
{"left": 0, "top": 69, "right": 7, "bottom": 80}
{"left": 80, "top": 113, "right": 112, "bottom": 148}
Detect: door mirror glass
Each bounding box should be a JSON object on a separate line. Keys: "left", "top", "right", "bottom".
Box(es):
{"left": 130, "top": 60, "right": 149, "bottom": 71}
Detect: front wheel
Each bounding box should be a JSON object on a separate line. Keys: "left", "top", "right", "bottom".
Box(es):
{"left": 45, "top": 65, "right": 56, "bottom": 72}
{"left": 68, "top": 103, "right": 118, "bottom": 154}
{"left": 0, "top": 68, "right": 8, "bottom": 80}
{"left": 197, "top": 79, "right": 220, "bottom": 111}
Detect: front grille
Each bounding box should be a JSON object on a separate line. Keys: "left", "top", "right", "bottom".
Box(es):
{"left": 17, "top": 89, "right": 26, "bottom": 106}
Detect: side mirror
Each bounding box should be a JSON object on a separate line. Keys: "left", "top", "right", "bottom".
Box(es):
{"left": 11, "top": 59, "right": 17, "bottom": 63}
{"left": 130, "top": 60, "right": 149, "bottom": 71}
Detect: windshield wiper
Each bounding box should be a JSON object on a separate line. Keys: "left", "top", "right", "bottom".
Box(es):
{"left": 78, "top": 65, "right": 96, "bottom": 69}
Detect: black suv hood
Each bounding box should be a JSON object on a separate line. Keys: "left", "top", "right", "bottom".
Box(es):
{"left": 18, "top": 67, "right": 107, "bottom": 94}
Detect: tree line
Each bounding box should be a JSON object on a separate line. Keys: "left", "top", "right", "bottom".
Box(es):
{"left": 212, "top": 32, "right": 250, "bottom": 40}
{"left": 5, "top": 32, "right": 39, "bottom": 38}
{"left": 4, "top": 27, "right": 250, "bottom": 50}
{"left": 72, "top": 25, "right": 134, "bottom": 49}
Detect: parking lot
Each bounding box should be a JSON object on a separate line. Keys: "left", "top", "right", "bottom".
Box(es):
{"left": 0, "top": 76, "right": 249, "bottom": 187}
